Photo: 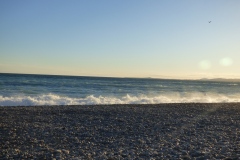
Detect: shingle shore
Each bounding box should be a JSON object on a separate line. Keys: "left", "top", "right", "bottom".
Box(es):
{"left": 1, "top": 103, "right": 240, "bottom": 159}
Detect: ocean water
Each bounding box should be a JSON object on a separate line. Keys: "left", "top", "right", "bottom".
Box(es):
{"left": 0, "top": 73, "right": 240, "bottom": 106}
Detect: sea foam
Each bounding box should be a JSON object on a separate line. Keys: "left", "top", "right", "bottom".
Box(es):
{"left": 0, "top": 93, "right": 240, "bottom": 106}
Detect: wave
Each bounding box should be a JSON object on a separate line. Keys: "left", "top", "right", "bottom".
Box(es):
{"left": 0, "top": 93, "right": 240, "bottom": 106}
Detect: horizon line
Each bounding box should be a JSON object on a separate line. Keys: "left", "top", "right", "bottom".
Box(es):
{"left": 1, "top": 72, "right": 240, "bottom": 82}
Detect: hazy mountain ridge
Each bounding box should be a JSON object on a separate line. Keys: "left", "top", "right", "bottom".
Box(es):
{"left": 199, "top": 78, "right": 240, "bottom": 82}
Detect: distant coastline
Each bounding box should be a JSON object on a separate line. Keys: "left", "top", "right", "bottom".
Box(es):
{"left": 199, "top": 78, "right": 240, "bottom": 82}
{"left": 1, "top": 72, "right": 240, "bottom": 82}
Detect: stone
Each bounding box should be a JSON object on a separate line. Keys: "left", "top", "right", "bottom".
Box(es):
{"left": 62, "top": 149, "right": 70, "bottom": 154}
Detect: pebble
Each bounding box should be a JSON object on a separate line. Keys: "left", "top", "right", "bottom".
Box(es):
{"left": 62, "top": 149, "right": 70, "bottom": 154}
{"left": 1, "top": 104, "right": 240, "bottom": 159}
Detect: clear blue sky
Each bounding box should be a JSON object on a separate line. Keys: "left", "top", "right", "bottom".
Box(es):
{"left": 1, "top": 0, "right": 240, "bottom": 79}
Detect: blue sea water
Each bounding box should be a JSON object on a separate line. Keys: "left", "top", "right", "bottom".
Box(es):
{"left": 0, "top": 73, "right": 240, "bottom": 106}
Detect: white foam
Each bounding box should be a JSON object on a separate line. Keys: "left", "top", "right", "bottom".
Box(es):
{"left": 0, "top": 93, "right": 240, "bottom": 106}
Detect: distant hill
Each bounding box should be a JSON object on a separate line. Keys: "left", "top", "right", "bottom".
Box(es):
{"left": 199, "top": 78, "right": 240, "bottom": 82}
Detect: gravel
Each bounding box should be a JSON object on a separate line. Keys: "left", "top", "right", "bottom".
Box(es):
{"left": 1, "top": 103, "right": 240, "bottom": 159}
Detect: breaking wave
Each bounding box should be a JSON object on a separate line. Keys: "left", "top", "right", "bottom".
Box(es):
{"left": 1, "top": 93, "right": 240, "bottom": 106}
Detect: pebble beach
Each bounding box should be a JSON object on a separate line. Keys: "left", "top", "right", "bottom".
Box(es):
{"left": 1, "top": 103, "right": 240, "bottom": 159}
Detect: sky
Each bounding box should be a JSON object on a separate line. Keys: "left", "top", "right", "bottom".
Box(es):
{"left": 0, "top": 0, "right": 240, "bottom": 79}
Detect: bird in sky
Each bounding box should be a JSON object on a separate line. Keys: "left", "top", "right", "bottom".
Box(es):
{"left": 209, "top": 21, "right": 211, "bottom": 23}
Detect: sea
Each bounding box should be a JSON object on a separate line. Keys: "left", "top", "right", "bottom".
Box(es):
{"left": 0, "top": 73, "right": 240, "bottom": 106}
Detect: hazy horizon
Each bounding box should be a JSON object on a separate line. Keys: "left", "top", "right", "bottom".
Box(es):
{"left": 2, "top": 72, "right": 240, "bottom": 82}
{"left": 1, "top": 0, "right": 240, "bottom": 79}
